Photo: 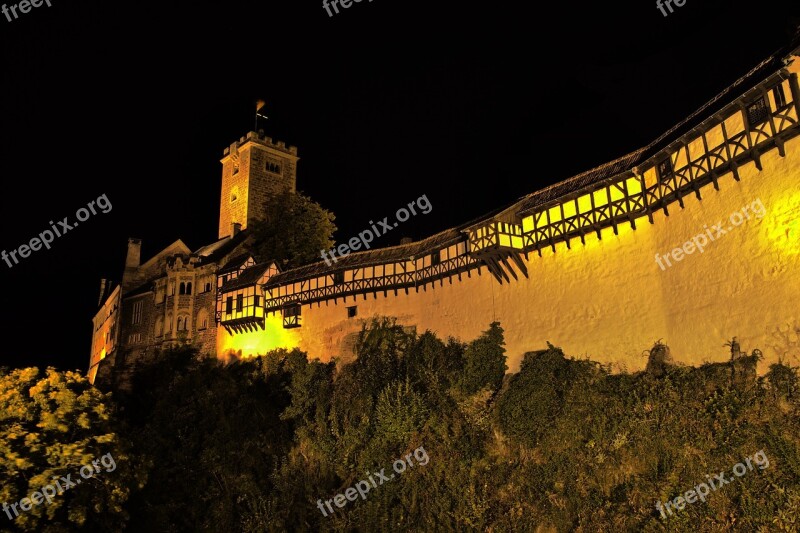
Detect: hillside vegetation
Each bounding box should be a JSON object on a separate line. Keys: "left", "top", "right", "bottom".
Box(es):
{"left": 2, "top": 319, "right": 799, "bottom": 532}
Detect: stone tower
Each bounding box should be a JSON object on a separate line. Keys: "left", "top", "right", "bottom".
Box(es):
{"left": 218, "top": 131, "right": 299, "bottom": 239}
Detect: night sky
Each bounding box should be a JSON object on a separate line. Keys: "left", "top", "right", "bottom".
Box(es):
{"left": 0, "top": 0, "right": 797, "bottom": 371}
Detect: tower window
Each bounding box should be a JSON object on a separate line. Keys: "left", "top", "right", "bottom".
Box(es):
{"left": 232, "top": 162, "right": 239, "bottom": 175}
{"left": 746, "top": 97, "right": 768, "bottom": 127}
{"left": 266, "top": 161, "right": 282, "bottom": 174}
{"left": 132, "top": 301, "right": 143, "bottom": 325}
{"left": 347, "top": 306, "right": 357, "bottom": 318}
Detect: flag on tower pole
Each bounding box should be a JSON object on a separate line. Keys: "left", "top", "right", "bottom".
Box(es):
{"left": 255, "top": 99, "right": 268, "bottom": 131}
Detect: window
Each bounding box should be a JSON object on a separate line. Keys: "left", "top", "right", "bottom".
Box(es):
{"left": 282, "top": 304, "right": 301, "bottom": 329}
{"left": 230, "top": 185, "right": 239, "bottom": 203}
{"left": 254, "top": 295, "right": 261, "bottom": 307}
{"left": 236, "top": 294, "right": 244, "bottom": 312}
{"left": 155, "top": 317, "right": 163, "bottom": 337}
{"left": 128, "top": 333, "right": 141, "bottom": 344}
{"left": 746, "top": 97, "right": 768, "bottom": 127}
{"left": 657, "top": 158, "right": 674, "bottom": 183}
{"left": 132, "top": 301, "right": 143, "bottom": 325}
{"left": 197, "top": 310, "right": 209, "bottom": 331}
{"left": 773, "top": 84, "right": 787, "bottom": 109}
{"left": 176, "top": 317, "right": 184, "bottom": 331}
{"left": 232, "top": 162, "right": 239, "bottom": 175}
{"left": 431, "top": 251, "right": 441, "bottom": 266}
{"left": 179, "top": 282, "right": 186, "bottom": 295}
{"left": 186, "top": 282, "right": 192, "bottom": 295}
{"left": 333, "top": 271, "right": 345, "bottom": 285}
{"left": 204, "top": 282, "right": 212, "bottom": 293}
{"left": 226, "top": 296, "right": 233, "bottom": 315}
{"left": 266, "top": 161, "right": 282, "bottom": 174}
{"left": 347, "top": 306, "right": 357, "bottom": 318}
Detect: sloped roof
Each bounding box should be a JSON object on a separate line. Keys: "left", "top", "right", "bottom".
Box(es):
{"left": 264, "top": 228, "right": 465, "bottom": 287}
{"left": 221, "top": 263, "right": 274, "bottom": 292}
{"left": 218, "top": 253, "right": 253, "bottom": 274}
{"left": 195, "top": 230, "right": 251, "bottom": 266}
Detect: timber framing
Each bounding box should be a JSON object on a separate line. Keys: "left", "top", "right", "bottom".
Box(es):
{"left": 257, "top": 46, "right": 800, "bottom": 317}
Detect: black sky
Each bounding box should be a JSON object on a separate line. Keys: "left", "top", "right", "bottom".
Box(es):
{"left": 0, "top": 0, "right": 798, "bottom": 371}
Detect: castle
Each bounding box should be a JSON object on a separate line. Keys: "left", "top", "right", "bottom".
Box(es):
{"left": 89, "top": 36, "right": 800, "bottom": 385}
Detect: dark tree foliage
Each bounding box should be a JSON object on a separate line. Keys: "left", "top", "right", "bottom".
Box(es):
{"left": 23, "top": 325, "right": 800, "bottom": 532}
{"left": 247, "top": 190, "right": 337, "bottom": 269}
{"left": 458, "top": 322, "right": 507, "bottom": 395}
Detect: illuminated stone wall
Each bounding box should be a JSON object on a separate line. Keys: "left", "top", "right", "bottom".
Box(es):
{"left": 219, "top": 60, "right": 800, "bottom": 374}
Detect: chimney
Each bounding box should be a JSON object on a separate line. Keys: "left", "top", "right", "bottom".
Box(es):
{"left": 97, "top": 278, "right": 107, "bottom": 307}
{"left": 122, "top": 238, "right": 142, "bottom": 290}
{"left": 126, "top": 238, "right": 142, "bottom": 268}
{"left": 231, "top": 222, "right": 242, "bottom": 237}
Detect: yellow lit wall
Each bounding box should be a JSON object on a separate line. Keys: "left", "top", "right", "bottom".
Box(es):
{"left": 274, "top": 131, "right": 800, "bottom": 373}
{"left": 217, "top": 64, "right": 800, "bottom": 374}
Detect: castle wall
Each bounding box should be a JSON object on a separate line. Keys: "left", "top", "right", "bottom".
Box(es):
{"left": 219, "top": 91, "right": 800, "bottom": 374}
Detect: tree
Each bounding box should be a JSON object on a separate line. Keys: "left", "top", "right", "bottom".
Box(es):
{"left": 247, "top": 190, "right": 337, "bottom": 270}
{"left": 0, "top": 368, "right": 143, "bottom": 532}
{"left": 458, "top": 322, "right": 507, "bottom": 395}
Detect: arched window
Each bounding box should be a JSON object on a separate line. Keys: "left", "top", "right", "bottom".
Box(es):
{"left": 166, "top": 313, "right": 173, "bottom": 333}
{"left": 155, "top": 317, "right": 163, "bottom": 337}
{"left": 179, "top": 282, "right": 186, "bottom": 295}
{"left": 186, "top": 282, "right": 192, "bottom": 295}
{"left": 176, "top": 317, "right": 183, "bottom": 331}
{"left": 177, "top": 315, "right": 190, "bottom": 331}
{"left": 197, "top": 309, "right": 209, "bottom": 331}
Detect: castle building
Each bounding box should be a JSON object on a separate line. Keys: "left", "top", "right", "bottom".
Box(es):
{"left": 88, "top": 133, "right": 297, "bottom": 385}
{"left": 91, "top": 36, "right": 800, "bottom": 384}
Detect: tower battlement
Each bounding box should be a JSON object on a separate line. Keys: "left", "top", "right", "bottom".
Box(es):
{"left": 223, "top": 131, "right": 298, "bottom": 158}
